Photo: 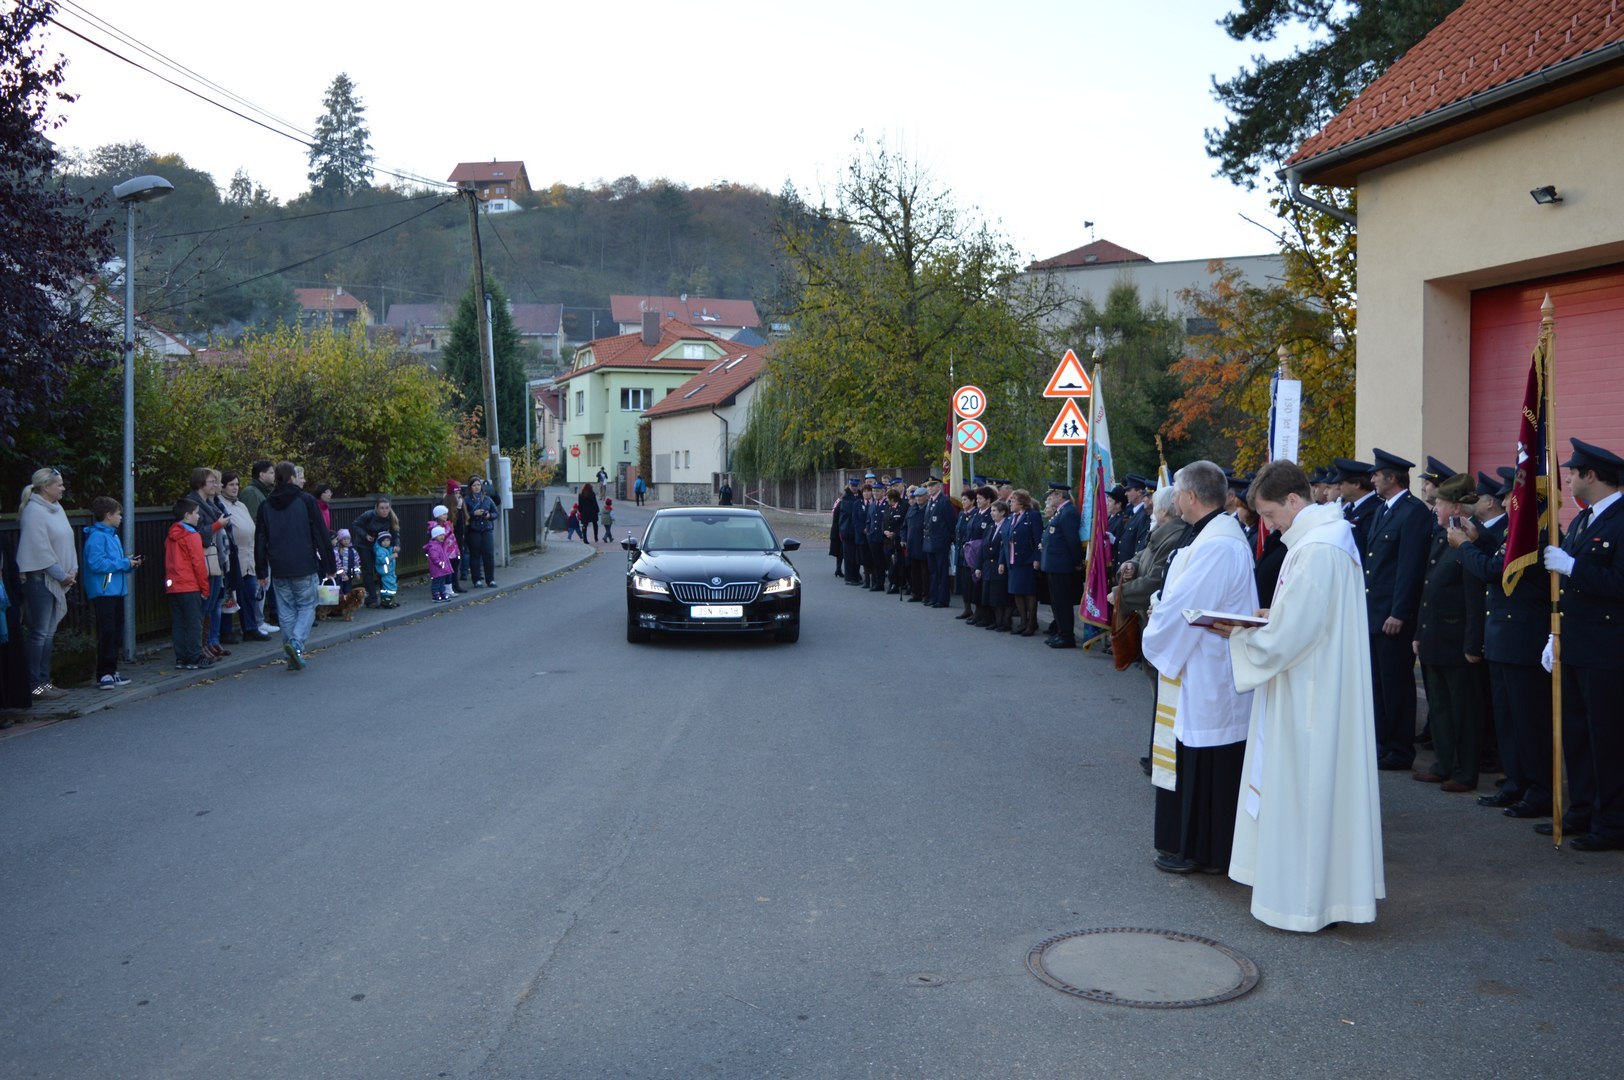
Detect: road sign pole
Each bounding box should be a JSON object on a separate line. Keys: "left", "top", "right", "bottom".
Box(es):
{"left": 1067, "top": 447, "right": 1073, "bottom": 487}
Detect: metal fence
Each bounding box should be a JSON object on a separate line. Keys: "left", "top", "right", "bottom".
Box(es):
{"left": 0, "top": 492, "right": 546, "bottom": 645}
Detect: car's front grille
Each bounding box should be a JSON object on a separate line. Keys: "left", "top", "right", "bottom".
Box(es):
{"left": 670, "top": 581, "right": 761, "bottom": 604}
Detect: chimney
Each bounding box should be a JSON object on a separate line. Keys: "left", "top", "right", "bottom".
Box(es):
{"left": 641, "top": 310, "right": 661, "bottom": 347}
{"left": 335, "top": 285, "right": 344, "bottom": 296}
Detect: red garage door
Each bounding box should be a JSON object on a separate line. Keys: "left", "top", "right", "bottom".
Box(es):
{"left": 1470, "top": 263, "right": 1624, "bottom": 526}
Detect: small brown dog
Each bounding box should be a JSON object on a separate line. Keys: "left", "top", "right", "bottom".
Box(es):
{"left": 316, "top": 586, "right": 369, "bottom": 622}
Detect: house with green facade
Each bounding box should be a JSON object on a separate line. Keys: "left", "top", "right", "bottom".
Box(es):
{"left": 558, "top": 317, "right": 735, "bottom": 487}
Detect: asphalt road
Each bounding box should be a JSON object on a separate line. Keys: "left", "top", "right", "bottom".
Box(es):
{"left": 2, "top": 502, "right": 1621, "bottom": 1079}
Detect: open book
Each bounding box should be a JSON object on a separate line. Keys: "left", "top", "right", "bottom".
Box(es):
{"left": 1182, "top": 609, "right": 1268, "bottom": 628}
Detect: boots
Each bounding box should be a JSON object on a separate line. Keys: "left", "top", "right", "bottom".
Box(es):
{"left": 956, "top": 598, "right": 973, "bottom": 620}
{"left": 995, "top": 605, "right": 1012, "bottom": 632}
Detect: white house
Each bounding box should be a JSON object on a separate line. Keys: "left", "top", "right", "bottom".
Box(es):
{"left": 642, "top": 347, "right": 768, "bottom": 504}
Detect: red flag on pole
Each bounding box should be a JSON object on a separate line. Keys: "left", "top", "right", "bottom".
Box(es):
{"left": 1502, "top": 325, "right": 1557, "bottom": 595}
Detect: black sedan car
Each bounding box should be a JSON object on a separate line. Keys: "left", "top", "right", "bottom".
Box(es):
{"left": 623, "top": 507, "right": 802, "bottom": 643}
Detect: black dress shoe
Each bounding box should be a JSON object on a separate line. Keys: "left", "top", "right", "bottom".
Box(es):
{"left": 1567, "top": 833, "right": 1624, "bottom": 852}
{"left": 1048, "top": 638, "right": 1076, "bottom": 649}
{"left": 1534, "top": 821, "right": 1590, "bottom": 836}
{"left": 245, "top": 630, "right": 272, "bottom": 642}
{"left": 1154, "top": 854, "right": 1198, "bottom": 874}
{"left": 1478, "top": 789, "right": 1520, "bottom": 808}
{"left": 1503, "top": 800, "right": 1553, "bottom": 819}
{"left": 1139, "top": 756, "right": 1152, "bottom": 777}
{"left": 1376, "top": 757, "right": 1413, "bottom": 771}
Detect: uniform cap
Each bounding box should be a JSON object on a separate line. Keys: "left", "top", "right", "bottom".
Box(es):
{"left": 1562, "top": 437, "right": 1624, "bottom": 473}
{"left": 1046, "top": 481, "right": 1072, "bottom": 492}
{"left": 1122, "top": 473, "right": 1151, "bottom": 491}
{"left": 1475, "top": 471, "right": 1504, "bottom": 499}
{"left": 1371, "top": 447, "right": 1415, "bottom": 472}
{"left": 1333, "top": 457, "right": 1374, "bottom": 481}
{"left": 1106, "top": 484, "right": 1127, "bottom": 502}
{"left": 1419, "top": 456, "right": 1456, "bottom": 483}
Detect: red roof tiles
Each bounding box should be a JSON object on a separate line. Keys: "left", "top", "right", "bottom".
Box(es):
{"left": 1288, "top": 0, "right": 1624, "bottom": 179}
{"left": 447, "top": 160, "right": 529, "bottom": 184}
{"left": 1027, "top": 239, "right": 1152, "bottom": 270}
{"left": 294, "top": 288, "right": 364, "bottom": 312}
{"left": 642, "top": 349, "right": 769, "bottom": 418}
{"left": 557, "top": 319, "right": 731, "bottom": 382}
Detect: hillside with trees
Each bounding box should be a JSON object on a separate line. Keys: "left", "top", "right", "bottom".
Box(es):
{"left": 64, "top": 145, "right": 787, "bottom": 349}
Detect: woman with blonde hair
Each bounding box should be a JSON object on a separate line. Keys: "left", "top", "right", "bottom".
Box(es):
{"left": 16, "top": 467, "right": 78, "bottom": 701}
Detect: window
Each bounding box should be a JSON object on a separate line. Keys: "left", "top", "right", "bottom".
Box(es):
{"left": 682, "top": 344, "right": 705, "bottom": 359}
{"left": 575, "top": 390, "right": 584, "bottom": 416}
{"left": 684, "top": 450, "right": 691, "bottom": 469}
{"left": 620, "top": 387, "right": 653, "bottom": 411}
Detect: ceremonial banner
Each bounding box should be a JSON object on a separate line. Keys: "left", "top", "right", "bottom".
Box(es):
{"left": 1502, "top": 325, "right": 1557, "bottom": 596}
{"left": 1079, "top": 366, "right": 1114, "bottom": 630}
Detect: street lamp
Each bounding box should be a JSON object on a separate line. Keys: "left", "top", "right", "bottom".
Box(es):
{"left": 113, "top": 174, "right": 173, "bottom": 662}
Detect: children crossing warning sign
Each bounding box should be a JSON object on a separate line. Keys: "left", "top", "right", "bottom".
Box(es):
{"left": 1042, "top": 398, "right": 1090, "bottom": 446}
{"left": 1043, "top": 349, "right": 1093, "bottom": 398}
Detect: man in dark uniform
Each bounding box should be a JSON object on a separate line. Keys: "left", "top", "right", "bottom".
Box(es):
{"left": 837, "top": 477, "right": 863, "bottom": 586}
{"left": 1460, "top": 472, "right": 1506, "bottom": 784}
{"left": 1117, "top": 474, "right": 1153, "bottom": 570}
{"left": 1364, "top": 448, "right": 1432, "bottom": 770}
{"left": 1336, "top": 458, "right": 1380, "bottom": 558}
{"left": 884, "top": 480, "right": 909, "bottom": 593}
{"left": 905, "top": 486, "right": 929, "bottom": 601}
{"left": 1541, "top": 438, "right": 1624, "bottom": 850}
{"left": 1041, "top": 482, "right": 1084, "bottom": 648}
{"left": 1413, "top": 473, "right": 1481, "bottom": 791}
{"left": 1228, "top": 474, "right": 1258, "bottom": 550}
{"left": 865, "top": 483, "right": 888, "bottom": 591}
{"left": 922, "top": 477, "right": 956, "bottom": 607}
{"left": 1418, "top": 456, "right": 1456, "bottom": 507}
{"left": 1452, "top": 470, "right": 1550, "bottom": 814}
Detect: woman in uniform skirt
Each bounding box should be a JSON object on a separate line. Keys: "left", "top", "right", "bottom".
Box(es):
{"left": 980, "top": 498, "right": 1012, "bottom": 632}
{"left": 955, "top": 487, "right": 993, "bottom": 622}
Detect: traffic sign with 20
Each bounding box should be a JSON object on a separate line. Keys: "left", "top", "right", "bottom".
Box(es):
{"left": 952, "top": 385, "right": 986, "bottom": 420}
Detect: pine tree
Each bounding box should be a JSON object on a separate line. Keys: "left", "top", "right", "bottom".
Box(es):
{"left": 307, "top": 72, "right": 374, "bottom": 196}
{"left": 442, "top": 277, "right": 527, "bottom": 446}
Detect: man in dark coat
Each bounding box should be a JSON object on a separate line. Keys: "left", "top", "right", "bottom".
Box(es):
{"left": 1453, "top": 471, "right": 1548, "bottom": 815}
{"left": 1117, "top": 474, "right": 1153, "bottom": 569}
{"left": 837, "top": 477, "right": 863, "bottom": 586}
{"left": 1336, "top": 458, "right": 1381, "bottom": 559}
{"left": 1041, "top": 483, "right": 1084, "bottom": 648}
{"left": 922, "top": 477, "right": 957, "bottom": 607}
{"left": 1413, "top": 473, "right": 1481, "bottom": 791}
{"left": 1363, "top": 448, "right": 1433, "bottom": 770}
{"left": 350, "top": 496, "right": 397, "bottom": 608}
{"left": 865, "top": 485, "right": 888, "bottom": 591}
{"left": 904, "top": 487, "right": 928, "bottom": 601}
{"left": 1542, "top": 438, "right": 1624, "bottom": 850}
{"left": 254, "top": 461, "right": 336, "bottom": 672}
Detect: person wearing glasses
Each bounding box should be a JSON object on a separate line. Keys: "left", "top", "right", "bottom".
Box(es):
{"left": 15, "top": 468, "right": 78, "bottom": 702}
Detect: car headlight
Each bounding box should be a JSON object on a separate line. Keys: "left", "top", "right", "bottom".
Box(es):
{"left": 632, "top": 574, "right": 669, "bottom": 594}
{"left": 762, "top": 575, "right": 799, "bottom": 595}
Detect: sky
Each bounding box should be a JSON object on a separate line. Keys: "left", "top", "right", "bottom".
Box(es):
{"left": 41, "top": 0, "right": 1321, "bottom": 266}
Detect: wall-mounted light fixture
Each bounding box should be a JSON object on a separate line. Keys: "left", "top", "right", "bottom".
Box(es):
{"left": 1529, "top": 185, "right": 1563, "bottom": 205}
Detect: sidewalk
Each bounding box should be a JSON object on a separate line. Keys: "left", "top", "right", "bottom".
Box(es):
{"left": 0, "top": 539, "right": 600, "bottom": 737}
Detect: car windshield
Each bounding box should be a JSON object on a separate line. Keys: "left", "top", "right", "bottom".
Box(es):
{"left": 644, "top": 514, "right": 778, "bottom": 551}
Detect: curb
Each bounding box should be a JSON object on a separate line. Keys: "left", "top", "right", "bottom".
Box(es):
{"left": 0, "top": 544, "right": 600, "bottom": 736}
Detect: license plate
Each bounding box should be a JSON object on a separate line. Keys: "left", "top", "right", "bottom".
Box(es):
{"left": 691, "top": 604, "right": 744, "bottom": 618}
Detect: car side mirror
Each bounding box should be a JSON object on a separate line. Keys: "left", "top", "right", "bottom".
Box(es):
{"left": 621, "top": 537, "right": 639, "bottom": 552}
{"left": 781, "top": 538, "right": 800, "bottom": 551}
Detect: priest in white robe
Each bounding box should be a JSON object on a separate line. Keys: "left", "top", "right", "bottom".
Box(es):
{"left": 1213, "top": 461, "right": 1385, "bottom": 932}
{"left": 1141, "top": 461, "right": 1258, "bottom": 874}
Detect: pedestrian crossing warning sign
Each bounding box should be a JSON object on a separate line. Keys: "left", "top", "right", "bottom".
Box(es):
{"left": 1043, "top": 349, "right": 1093, "bottom": 398}
{"left": 1042, "top": 398, "right": 1090, "bottom": 447}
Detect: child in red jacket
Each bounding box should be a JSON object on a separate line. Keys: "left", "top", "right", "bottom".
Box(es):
{"left": 165, "top": 499, "right": 212, "bottom": 670}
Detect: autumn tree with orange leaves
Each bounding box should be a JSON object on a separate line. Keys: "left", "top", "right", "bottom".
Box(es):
{"left": 1169, "top": 185, "right": 1357, "bottom": 471}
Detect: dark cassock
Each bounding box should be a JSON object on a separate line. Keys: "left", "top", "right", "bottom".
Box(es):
{"left": 1041, "top": 484, "right": 1084, "bottom": 648}
{"left": 1141, "top": 507, "right": 1259, "bottom": 874}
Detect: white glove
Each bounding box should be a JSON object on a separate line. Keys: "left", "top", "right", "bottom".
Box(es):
{"left": 1543, "top": 545, "right": 1574, "bottom": 576}
{"left": 1541, "top": 634, "right": 1554, "bottom": 673}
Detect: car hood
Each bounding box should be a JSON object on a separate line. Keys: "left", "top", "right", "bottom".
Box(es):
{"left": 632, "top": 551, "right": 796, "bottom": 581}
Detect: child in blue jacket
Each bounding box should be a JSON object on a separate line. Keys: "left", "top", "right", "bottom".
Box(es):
{"left": 374, "top": 531, "right": 398, "bottom": 608}
{"left": 83, "top": 496, "right": 142, "bottom": 689}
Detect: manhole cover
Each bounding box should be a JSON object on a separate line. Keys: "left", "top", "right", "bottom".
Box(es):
{"left": 1026, "top": 927, "right": 1259, "bottom": 1008}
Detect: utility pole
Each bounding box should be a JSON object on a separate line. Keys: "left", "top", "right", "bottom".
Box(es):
{"left": 464, "top": 187, "right": 507, "bottom": 565}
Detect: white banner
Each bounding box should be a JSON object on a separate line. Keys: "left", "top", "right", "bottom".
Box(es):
{"left": 1271, "top": 379, "right": 1302, "bottom": 463}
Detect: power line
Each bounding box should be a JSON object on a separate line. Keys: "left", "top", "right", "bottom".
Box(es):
{"left": 43, "top": 4, "right": 456, "bottom": 193}
{"left": 143, "top": 195, "right": 458, "bottom": 317}
{"left": 151, "top": 190, "right": 449, "bottom": 239}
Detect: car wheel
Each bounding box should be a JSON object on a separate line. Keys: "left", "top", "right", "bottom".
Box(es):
{"left": 774, "top": 623, "right": 800, "bottom": 644}
{"left": 627, "top": 616, "right": 651, "bottom": 643}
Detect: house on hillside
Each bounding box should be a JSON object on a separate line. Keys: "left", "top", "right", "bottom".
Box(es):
{"left": 447, "top": 160, "right": 530, "bottom": 214}
{"left": 610, "top": 295, "right": 761, "bottom": 341}
{"left": 1284, "top": 0, "right": 1624, "bottom": 519}
{"left": 295, "top": 287, "right": 372, "bottom": 329}
{"left": 1023, "top": 238, "right": 1284, "bottom": 334}
{"left": 558, "top": 315, "right": 737, "bottom": 486}
{"left": 384, "top": 302, "right": 452, "bottom": 352}
{"left": 533, "top": 384, "right": 564, "bottom": 463}
{"left": 510, "top": 303, "right": 564, "bottom": 364}
{"left": 643, "top": 348, "right": 768, "bottom": 504}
